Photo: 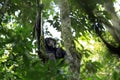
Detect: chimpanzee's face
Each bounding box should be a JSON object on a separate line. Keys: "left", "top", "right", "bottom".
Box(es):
{"left": 48, "top": 39, "right": 55, "bottom": 47}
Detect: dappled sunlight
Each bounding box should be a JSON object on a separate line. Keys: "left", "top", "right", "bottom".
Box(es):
{"left": 77, "top": 38, "right": 97, "bottom": 51}
{"left": 0, "top": 0, "right": 120, "bottom": 80}
{"left": 114, "top": 0, "right": 120, "bottom": 16}
{"left": 91, "top": 54, "right": 100, "bottom": 62}
{"left": 76, "top": 36, "right": 106, "bottom": 62}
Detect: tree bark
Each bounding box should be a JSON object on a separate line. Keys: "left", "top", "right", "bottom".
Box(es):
{"left": 59, "top": 0, "right": 81, "bottom": 80}
{"left": 104, "top": 0, "right": 120, "bottom": 43}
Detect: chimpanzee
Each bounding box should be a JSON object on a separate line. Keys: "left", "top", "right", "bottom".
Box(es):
{"left": 45, "top": 37, "right": 66, "bottom": 61}
{"left": 56, "top": 47, "right": 66, "bottom": 59}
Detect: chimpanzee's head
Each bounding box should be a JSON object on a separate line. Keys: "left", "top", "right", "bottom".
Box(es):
{"left": 45, "top": 37, "right": 56, "bottom": 48}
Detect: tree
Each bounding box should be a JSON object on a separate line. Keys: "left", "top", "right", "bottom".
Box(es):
{"left": 59, "top": 0, "right": 81, "bottom": 80}
{"left": 0, "top": 0, "right": 120, "bottom": 80}
{"left": 104, "top": 0, "right": 120, "bottom": 42}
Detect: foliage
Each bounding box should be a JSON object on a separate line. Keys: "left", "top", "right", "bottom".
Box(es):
{"left": 0, "top": 0, "right": 120, "bottom": 80}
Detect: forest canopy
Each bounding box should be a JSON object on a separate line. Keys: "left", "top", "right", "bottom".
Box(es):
{"left": 0, "top": 0, "right": 120, "bottom": 80}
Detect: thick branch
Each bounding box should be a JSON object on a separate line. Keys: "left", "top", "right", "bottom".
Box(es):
{"left": 59, "top": 0, "right": 81, "bottom": 80}
{"left": 104, "top": 0, "right": 120, "bottom": 42}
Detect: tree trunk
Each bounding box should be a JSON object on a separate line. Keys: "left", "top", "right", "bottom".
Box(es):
{"left": 104, "top": 0, "right": 120, "bottom": 43}
{"left": 59, "top": 0, "right": 81, "bottom": 80}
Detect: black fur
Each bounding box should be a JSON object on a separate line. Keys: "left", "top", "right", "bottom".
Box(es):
{"left": 45, "top": 37, "right": 66, "bottom": 60}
